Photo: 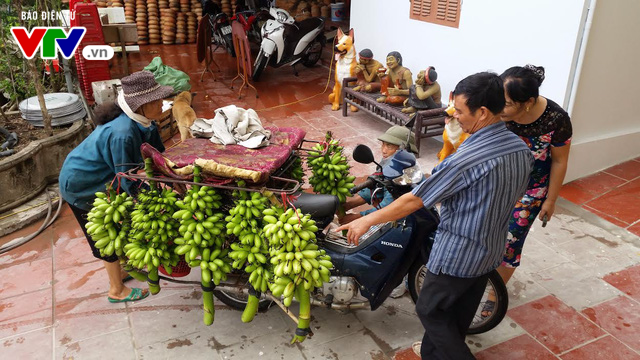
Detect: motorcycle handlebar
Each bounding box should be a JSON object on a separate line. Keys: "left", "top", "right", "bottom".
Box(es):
{"left": 350, "top": 178, "right": 375, "bottom": 195}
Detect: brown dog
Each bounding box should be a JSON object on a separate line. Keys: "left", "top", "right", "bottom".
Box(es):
{"left": 172, "top": 91, "right": 197, "bottom": 141}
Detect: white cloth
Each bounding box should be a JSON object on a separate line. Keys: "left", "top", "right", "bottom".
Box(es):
{"left": 190, "top": 105, "right": 271, "bottom": 148}
{"left": 117, "top": 91, "right": 152, "bottom": 128}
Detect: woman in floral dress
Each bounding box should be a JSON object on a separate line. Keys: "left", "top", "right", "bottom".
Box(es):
{"left": 483, "top": 65, "right": 572, "bottom": 316}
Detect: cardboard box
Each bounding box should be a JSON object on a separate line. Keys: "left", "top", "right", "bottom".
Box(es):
{"left": 102, "top": 24, "right": 138, "bottom": 43}
{"left": 158, "top": 102, "right": 178, "bottom": 142}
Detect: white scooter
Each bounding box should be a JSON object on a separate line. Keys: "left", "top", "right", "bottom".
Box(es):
{"left": 252, "top": 7, "right": 325, "bottom": 81}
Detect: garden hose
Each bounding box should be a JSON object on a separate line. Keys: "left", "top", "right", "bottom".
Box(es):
{"left": 0, "top": 188, "right": 63, "bottom": 255}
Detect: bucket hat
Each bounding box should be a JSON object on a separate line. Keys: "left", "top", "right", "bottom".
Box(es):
{"left": 377, "top": 126, "right": 418, "bottom": 154}
{"left": 121, "top": 71, "right": 174, "bottom": 112}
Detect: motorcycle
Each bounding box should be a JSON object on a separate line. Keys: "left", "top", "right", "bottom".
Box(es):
{"left": 251, "top": 7, "right": 325, "bottom": 81}
{"left": 231, "top": 9, "right": 268, "bottom": 44}
{"left": 202, "top": 0, "right": 236, "bottom": 57}
{"left": 214, "top": 144, "right": 509, "bottom": 334}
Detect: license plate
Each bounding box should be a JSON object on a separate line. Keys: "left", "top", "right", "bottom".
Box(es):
{"left": 221, "top": 25, "right": 232, "bottom": 35}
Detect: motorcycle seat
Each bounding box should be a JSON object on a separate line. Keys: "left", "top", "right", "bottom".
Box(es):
{"left": 291, "top": 192, "right": 339, "bottom": 221}
{"left": 295, "top": 17, "right": 323, "bottom": 33}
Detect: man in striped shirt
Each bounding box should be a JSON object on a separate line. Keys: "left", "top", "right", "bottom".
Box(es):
{"left": 337, "top": 72, "right": 533, "bottom": 359}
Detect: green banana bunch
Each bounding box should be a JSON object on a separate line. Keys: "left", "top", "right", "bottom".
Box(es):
{"left": 85, "top": 190, "right": 134, "bottom": 258}
{"left": 128, "top": 187, "right": 180, "bottom": 267}
{"left": 307, "top": 133, "right": 356, "bottom": 203}
{"left": 288, "top": 156, "right": 305, "bottom": 182}
{"left": 262, "top": 206, "right": 333, "bottom": 307}
{"left": 226, "top": 187, "right": 272, "bottom": 288}
{"left": 174, "top": 165, "right": 231, "bottom": 325}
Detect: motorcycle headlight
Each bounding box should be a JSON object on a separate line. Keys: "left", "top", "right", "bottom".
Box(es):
{"left": 392, "top": 164, "right": 425, "bottom": 186}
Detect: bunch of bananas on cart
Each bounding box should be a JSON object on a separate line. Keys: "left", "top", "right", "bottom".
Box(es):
{"left": 171, "top": 165, "right": 231, "bottom": 325}
{"left": 287, "top": 156, "right": 305, "bottom": 182}
{"left": 225, "top": 183, "right": 275, "bottom": 323}
{"left": 263, "top": 206, "right": 334, "bottom": 343}
{"left": 85, "top": 189, "right": 134, "bottom": 258}
{"left": 307, "top": 133, "right": 356, "bottom": 203}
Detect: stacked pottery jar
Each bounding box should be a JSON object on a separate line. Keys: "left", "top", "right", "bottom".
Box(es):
{"left": 136, "top": 0, "right": 148, "bottom": 44}
{"left": 170, "top": 0, "right": 180, "bottom": 12}
{"left": 148, "top": 0, "right": 161, "bottom": 44}
{"left": 161, "top": 8, "right": 177, "bottom": 44}
{"left": 175, "top": 11, "right": 186, "bottom": 44}
{"left": 221, "top": 0, "right": 231, "bottom": 16}
{"left": 94, "top": 0, "right": 108, "bottom": 8}
{"left": 187, "top": 12, "right": 197, "bottom": 43}
{"left": 111, "top": 0, "right": 123, "bottom": 8}
{"left": 124, "top": 0, "right": 135, "bottom": 22}
{"left": 191, "top": 0, "right": 202, "bottom": 25}
{"left": 180, "top": 0, "right": 190, "bottom": 13}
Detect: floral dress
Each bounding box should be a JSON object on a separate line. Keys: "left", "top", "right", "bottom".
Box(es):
{"left": 502, "top": 99, "right": 572, "bottom": 267}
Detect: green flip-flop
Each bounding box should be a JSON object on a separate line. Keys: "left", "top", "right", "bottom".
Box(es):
{"left": 108, "top": 288, "right": 149, "bottom": 303}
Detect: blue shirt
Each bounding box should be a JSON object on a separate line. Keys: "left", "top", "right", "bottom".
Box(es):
{"left": 59, "top": 113, "right": 165, "bottom": 211}
{"left": 412, "top": 122, "right": 533, "bottom": 277}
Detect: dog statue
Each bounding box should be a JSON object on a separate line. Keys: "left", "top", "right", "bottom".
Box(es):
{"left": 437, "top": 92, "right": 469, "bottom": 163}
{"left": 329, "top": 28, "right": 357, "bottom": 112}
{"left": 172, "top": 91, "right": 197, "bottom": 142}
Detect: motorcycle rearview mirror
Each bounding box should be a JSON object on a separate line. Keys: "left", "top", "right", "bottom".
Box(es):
{"left": 353, "top": 144, "right": 377, "bottom": 165}
{"left": 382, "top": 150, "right": 416, "bottom": 178}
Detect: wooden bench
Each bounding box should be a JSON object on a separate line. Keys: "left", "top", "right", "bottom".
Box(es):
{"left": 340, "top": 77, "right": 446, "bottom": 157}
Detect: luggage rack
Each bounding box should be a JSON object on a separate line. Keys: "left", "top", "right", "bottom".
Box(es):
{"left": 117, "top": 166, "right": 303, "bottom": 195}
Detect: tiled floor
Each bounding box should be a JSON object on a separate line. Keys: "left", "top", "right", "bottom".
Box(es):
{"left": 560, "top": 157, "right": 640, "bottom": 237}
{"left": 1, "top": 43, "right": 640, "bottom": 359}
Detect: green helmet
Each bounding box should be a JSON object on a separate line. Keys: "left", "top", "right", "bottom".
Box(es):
{"left": 377, "top": 126, "right": 418, "bottom": 154}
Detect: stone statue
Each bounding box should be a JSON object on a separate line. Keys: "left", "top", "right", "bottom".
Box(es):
{"left": 377, "top": 51, "right": 413, "bottom": 106}
{"left": 402, "top": 66, "right": 442, "bottom": 114}
{"left": 353, "top": 48, "right": 384, "bottom": 93}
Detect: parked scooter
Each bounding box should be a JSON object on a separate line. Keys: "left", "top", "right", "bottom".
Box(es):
{"left": 202, "top": 0, "right": 236, "bottom": 57}
{"left": 215, "top": 144, "right": 509, "bottom": 334}
{"left": 251, "top": 7, "right": 325, "bottom": 81}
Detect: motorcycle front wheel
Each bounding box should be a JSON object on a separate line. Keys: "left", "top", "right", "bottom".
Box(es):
{"left": 252, "top": 51, "right": 269, "bottom": 81}
{"left": 408, "top": 261, "right": 508, "bottom": 334}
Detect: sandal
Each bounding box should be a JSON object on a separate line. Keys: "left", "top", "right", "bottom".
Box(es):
{"left": 108, "top": 288, "right": 149, "bottom": 303}
{"left": 481, "top": 300, "right": 495, "bottom": 318}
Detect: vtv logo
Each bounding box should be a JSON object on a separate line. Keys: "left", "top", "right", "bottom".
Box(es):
{"left": 11, "top": 26, "right": 90, "bottom": 60}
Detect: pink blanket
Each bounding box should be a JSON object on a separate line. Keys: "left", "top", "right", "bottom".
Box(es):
{"left": 142, "top": 127, "right": 306, "bottom": 183}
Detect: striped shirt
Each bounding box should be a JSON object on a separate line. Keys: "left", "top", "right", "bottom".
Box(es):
{"left": 412, "top": 122, "right": 533, "bottom": 277}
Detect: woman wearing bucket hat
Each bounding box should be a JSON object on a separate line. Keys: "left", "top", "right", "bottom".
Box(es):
{"left": 341, "top": 125, "right": 418, "bottom": 224}
{"left": 59, "top": 71, "right": 174, "bottom": 303}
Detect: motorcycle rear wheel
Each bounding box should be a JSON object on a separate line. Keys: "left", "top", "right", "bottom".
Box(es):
{"left": 223, "top": 33, "right": 236, "bottom": 57}
{"left": 301, "top": 36, "right": 324, "bottom": 68}
{"left": 252, "top": 51, "right": 269, "bottom": 81}
{"left": 408, "top": 261, "right": 508, "bottom": 334}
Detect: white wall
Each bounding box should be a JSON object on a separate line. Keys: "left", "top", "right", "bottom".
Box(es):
{"left": 565, "top": 0, "right": 640, "bottom": 181}
{"left": 350, "top": 0, "right": 587, "bottom": 109}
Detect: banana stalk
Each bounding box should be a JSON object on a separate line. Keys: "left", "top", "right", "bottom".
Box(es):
{"left": 202, "top": 277, "right": 215, "bottom": 325}
{"left": 241, "top": 286, "right": 260, "bottom": 323}
{"left": 291, "top": 284, "right": 312, "bottom": 344}
{"left": 147, "top": 266, "right": 161, "bottom": 295}
{"left": 122, "top": 265, "right": 147, "bottom": 282}
{"left": 144, "top": 158, "right": 156, "bottom": 189}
